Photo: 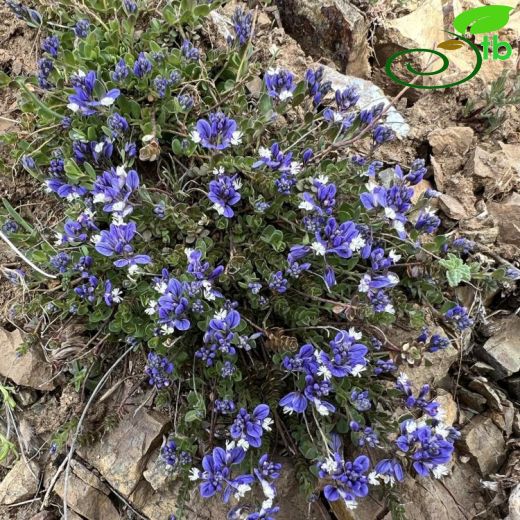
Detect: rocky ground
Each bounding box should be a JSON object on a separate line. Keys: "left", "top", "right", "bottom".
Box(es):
{"left": 0, "top": 0, "right": 519, "bottom": 519}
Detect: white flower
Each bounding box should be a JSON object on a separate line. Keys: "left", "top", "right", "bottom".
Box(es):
{"left": 384, "top": 207, "right": 397, "bottom": 220}
{"left": 349, "top": 328, "right": 362, "bottom": 340}
{"left": 384, "top": 303, "right": 395, "bottom": 314}
{"left": 262, "top": 417, "right": 274, "bottom": 432}
{"left": 320, "top": 457, "right": 339, "bottom": 474}
{"left": 333, "top": 111, "right": 343, "bottom": 123}
{"left": 54, "top": 233, "right": 65, "bottom": 246}
{"left": 213, "top": 166, "right": 225, "bottom": 175}
{"left": 350, "top": 236, "right": 366, "bottom": 252}
{"left": 234, "top": 484, "right": 252, "bottom": 499}
{"left": 111, "top": 288, "right": 123, "bottom": 304}
{"left": 290, "top": 161, "right": 302, "bottom": 175}
{"left": 393, "top": 220, "right": 405, "bottom": 234}
{"left": 128, "top": 264, "right": 141, "bottom": 277}
{"left": 358, "top": 274, "right": 371, "bottom": 293}
{"left": 230, "top": 131, "right": 243, "bottom": 145}
{"left": 233, "top": 178, "right": 242, "bottom": 190}
{"left": 344, "top": 499, "right": 358, "bottom": 510}
{"left": 154, "top": 281, "right": 167, "bottom": 294}
{"left": 142, "top": 134, "right": 154, "bottom": 143}
{"left": 279, "top": 89, "right": 293, "bottom": 101}
{"left": 100, "top": 95, "right": 116, "bottom": 106}
{"left": 237, "top": 438, "right": 250, "bottom": 451}
{"left": 112, "top": 201, "right": 126, "bottom": 212}
{"left": 91, "top": 234, "right": 102, "bottom": 245}
{"left": 388, "top": 273, "right": 399, "bottom": 286}
{"left": 368, "top": 471, "right": 380, "bottom": 485}
{"left": 145, "top": 300, "right": 157, "bottom": 316}
{"left": 112, "top": 214, "right": 125, "bottom": 226}
{"left": 380, "top": 474, "right": 396, "bottom": 486}
{"left": 351, "top": 364, "right": 366, "bottom": 377}
{"left": 389, "top": 249, "right": 402, "bottom": 263}
{"left": 202, "top": 280, "right": 216, "bottom": 301}
{"left": 65, "top": 193, "right": 80, "bottom": 202}
{"left": 93, "top": 193, "right": 107, "bottom": 203}
{"left": 213, "top": 203, "right": 226, "bottom": 216}
{"left": 259, "top": 146, "right": 272, "bottom": 159}
{"left": 188, "top": 468, "right": 201, "bottom": 481}
{"left": 311, "top": 241, "right": 326, "bottom": 256}
{"left": 259, "top": 479, "right": 276, "bottom": 500}
{"left": 115, "top": 165, "right": 126, "bottom": 177}
{"left": 316, "top": 174, "right": 329, "bottom": 184}
{"left": 190, "top": 130, "right": 201, "bottom": 143}
{"left": 184, "top": 247, "right": 194, "bottom": 258}
{"left": 94, "top": 141, "right": 105, "bottom": 154}
{"left": 160, "top": 323, "right": 175, "bottom": 335}
{"left": 317, "top": 364, "right": 332, "bottom": 381}
{"left": 314, "top": 399, "right": 331, "bottom": 416}
{"left": 67, "top": 102, "right": 80, "bottom": 112}
{"left": 432, "top": 464, "right": 450, "bottom": 479}
{"left": 299, "top": 199, "right": 315, "bottom": 211}
{"left": 214, "top": 308, "right": 228, "bottom": 320}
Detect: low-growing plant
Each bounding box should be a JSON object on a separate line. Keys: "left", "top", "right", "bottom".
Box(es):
{"left": 0, "top": 0, "right": 512, "bottom": 518}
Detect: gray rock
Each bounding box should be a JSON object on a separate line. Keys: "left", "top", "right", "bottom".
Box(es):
{"left": 478, "top": 316, "right": 520, "bottom": 379}
{"left": 274, "top": 0, "right": 371, "bottom": 77}
{"left": 506, "top": 375, "right": 520, "bottom": 400}
{"left": 461, "top": 415, "right": 506, "bottom": 475}
{"left": 0, "top": 459, "right": 39, "bottom": 505}
{"left": 383, "top": 459, "right": 486, "bottom": 520}
{"left": 51, "top": 461, "right": 120, "bottom": 520}
{"left": 457, "top": 387, "right": 487, "bottom": 413}
{"left": 78, "top": 408, "right": 169, "bottom": 497}
{"left": 510, "top": 484, "right": 520, "bottom": 520}
{"left": 0, "top": 328, "right": 55, "bottom": 391}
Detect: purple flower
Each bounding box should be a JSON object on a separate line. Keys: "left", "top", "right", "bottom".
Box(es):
{"left": 335, "top": 86, "right": 360, "bottom": 111}
{"left": 286, "top": 261, "right": 310, "bottom": 279}
{"left": 406, "top": 158, "right": 427, "bottom": 185}
{"left": 6, "top": 1, "right": 42, "bottom": 25}
{"left": 74, "top": 275, "right": 98, "bottom": 303}
{"left": 67, "top": 71, "right": 120, "bottom": 115}
{"left": 396, "top": 421, "right": 454, "bottom": 477}
{"left": 215, "top": 399, "right": 235, "bottom": 415}
{"left": 74, "top": 19, "right": 90, "bottom": 38}
{"left": 107, "top": 113, "right": 129, "bottom": 137}
{"left": 50, "top": 252, "right": 71, "bottom": 273}
{"left": 282, "top": 344, "right": 319, "bottom": 375}
{"left": 103, "top": 279, "right": 122, "bottom": 306}
{"left": 231, "top": 7, "right": 253, "bottom": 45}
{"left": 314, "top": 217, "right": 363, "bottom": 259}
{"left": 153, "top": 76, "right": 169, "bottom": 98}
{"left": 208, "top": 174, "right": 241, "bottom": 217}
{"left": 268, "top": 271, "right": 287, "bottom": 294}
{"left": 1, "top": 220, "right": 18, "bottom": 234}
{"left": 373, "top": 124, "right": 395, "bottom": 145}
{"left": 145, "top": 352, "right": 174, "bottom": 389}
{"left": 160, "top": 439, "right": 178, "bottom": 467}
{"left": 350, "top": 389, "right": 371, "bottom": 411}
{"left": 181, "top": 40, "right": 200, "bottom": 61}
{"left": 415, "top": 208, "right": 440, "bottom": 234}
{"left": 123, "top": 0, "right": 137, "bottom": 13}
{"left": 191, "top": 112, "right": 242, "bottom": 150}
{"left": 318, "top": 435, "right": 370, "bottom": 505}
{"left": 427, "top": 334, "right": 450, "bottom": 353}
{"left": 230, "top": 404, "right": 271, "bottom": 449}
{"left": 444, "top": 304, "right": 473, "bottom": 331}
{"left": 305, "top": 67, "right": 331, "bottom": 107}
{"left": 92, "top": 166, "right": 139, "bottom": 216}
{"left": 248, "top": 282, "right": 262, "bottom": 295}
{"left": 396, "top": 377, "right": 439, "bottom": 417}
{"left": 374, "top": 459, "right": 404, "bottom": 483}
{"left": 264, "top": 68, "right": 296, "bottom": 101}
{"left": 37, "top": 58, "right": 54, "bottom": 89}
{"left": 197, "top": 447, "right": 254, "bottom": 502}
{"left": 42, "top": 35, "right": 60, "bottom": 57}
{"left": 112, "top": 58, "right": 129, "bottom": 82}
{"left": 320, "top": 330, "right": 368, "bottom": 378}
{"left": 253, "top": 143, "right": 293, "bottom": 171}
{"left": 133, "top": 52, "right": 152, "bottom": 78}
{"left": 94, "top": 221, "right": 151, "bottom": 267}
{"left": 157, "top": 278, "right": 191, "bottom": 332}
{"left": 452, "top": 238, "right": 474, "bottom": 254}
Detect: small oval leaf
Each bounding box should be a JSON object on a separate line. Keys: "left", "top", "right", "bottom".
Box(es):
{"left": 437, "top": 39, "right": 466, "bottom": 50}
{"left": 453, "top": 5, "right": 513, "bottom": 35}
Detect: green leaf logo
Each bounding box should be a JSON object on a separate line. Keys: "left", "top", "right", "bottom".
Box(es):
{"left": 453, "top": 5, "right": 513, "bottom": 34}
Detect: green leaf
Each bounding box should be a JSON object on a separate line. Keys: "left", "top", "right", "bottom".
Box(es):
{"left": 439, "top": 253, "right": 472, "bottom": 287}
{"left": 453, "top": 5, "right": 513, "bottom": 35}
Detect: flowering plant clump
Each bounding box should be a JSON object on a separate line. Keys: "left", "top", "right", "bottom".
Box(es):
{"left": 0, "top": 0, "right": 509, "bottom": 518}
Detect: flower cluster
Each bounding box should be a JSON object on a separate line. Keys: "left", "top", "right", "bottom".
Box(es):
{"left": 3, "top": 2, "right": 491, "bottom": 518}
